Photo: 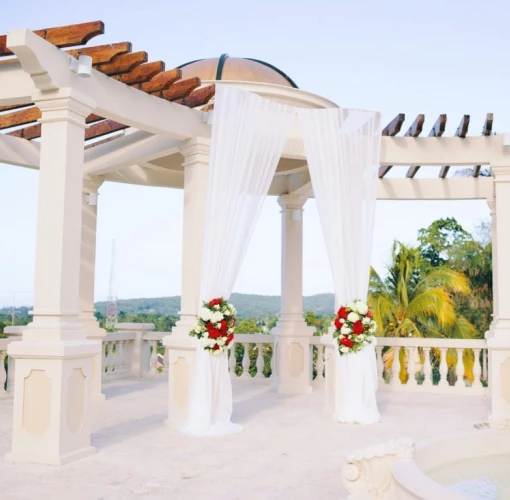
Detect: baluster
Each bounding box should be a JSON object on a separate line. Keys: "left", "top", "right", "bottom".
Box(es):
{"left": 6, "top": 355, "right": 15, "bottom": 393}
{"left": 407, "top": 347, "right": 418, "bottom": 386}
{"left": 116, "top": 340, "right": 124, "bottom": 375}
{"left": 376, "top": 346, "right": 384, "bottom": 384}
{"left": 164, "top": 344, "right": 169, "bottom": 373}
{"left": 228, "top": 343, "right": 237, "bottom": 375}
{"left": 438, "top": 347, "right": 449, "bottom": 387}
{"left": 103, "top": 342, "right": 110, "bottom": 377}
{"left": 482, "top": 349, "right": 488, "bottom": 385}
{"left": 314, "top": 345, "right": 325, "bottom": 388}
{"left": 111, "top": 341, "right": 117, "bottom": 373}
{"left": 242, "top": 343, "right": 251, "bottom": 377}
{"left": 472, "top": 348, "right": 483, "bottom": 388}
{"left": 456, "top": 348, "right": 465, "bottom": 387}
{"left": 391, "top": 347, "right": 401, "bottom": 387}
{"left": 0, "top": 352, "right": 7, "bottom": 393}
{"left": 422, "top": 347, "right": 433, "bottom": 387}
{"left": 149, "top": 340, "right": 158, "bottom": 375}
{"left": 256, "top": 343, "right": 265, "bottom": 378}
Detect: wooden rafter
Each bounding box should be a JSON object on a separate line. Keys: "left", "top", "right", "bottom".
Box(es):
{"left": 474, "top": 113, "right": 493, "bottom": 177}
{"left": 406, "top": 114, "right": 446, "bottom": 178}
{"left": 0, "top": 21, "right": 104, "bottom": 57}
{"left": 378, "top": 113, "right": 405, "bottom": 178}
{"left": 439, "top": 115, "right": 470, "bottom": 178}
{"left": 1, "top": 19, "right": 217, "bottom": 148}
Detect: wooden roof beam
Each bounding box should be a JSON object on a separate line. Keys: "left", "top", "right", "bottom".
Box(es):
{"left": 113, "top": 61, "right": 165, "bottom": 85}
{"left": 379, "top": 113, "right": 405, "bottom": 178}
{"left": 407, "top": 114, "right": 446, "bottom": 178}
{"left": 139, "top": 68, "right": 182, "bottom": 92}
{"left": 439, "top": 115, "right": 470, "bottom": 178}
{"left": 95, "top": 51, "right": 148, "bottom": 76}
{"left": 173, "top": 85, "right": 215, "bottom": 108}
{"left": 474, "top": 113, "right": 493, "bottom": 177}
{"left": 0, "top": 21, "right": 104, "bottom": 57}
{"left": 155, "top": 77, "right": 201, "bottom": 101}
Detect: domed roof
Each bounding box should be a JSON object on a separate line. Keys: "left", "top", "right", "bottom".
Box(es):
{"left": 178, "top": 54, "right": 298, "bottom": 88}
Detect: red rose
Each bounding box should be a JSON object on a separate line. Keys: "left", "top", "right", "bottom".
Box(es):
{"left": 212, "top": 344, "right": 220, "bottom": 351}
{"left": 208, "top": 329, "right": 221, "bottom": 339}
{"left": 340, "top": 337, "right": 353, "bottom": 348}
{"left": 366, "top": 310, "right": 372, "bottom": 319}
{"left": 352, "top": 320, "right": 364, "bottom": 335}
{"left": 220, "top": 320, "right": 228, "bottom": 333}
{"left": 337, "top": 307, "right": 348, "bottom": 319}
{"left": 334, "top": 317, "right": 343, "bottom": 330}
{"left": 227, "top": 333, "right": 234, "bottom": 344}
{"left": 209, "top": 298, "right": 221, "bottom": 307}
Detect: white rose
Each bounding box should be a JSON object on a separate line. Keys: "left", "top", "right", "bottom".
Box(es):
{"left": 340, "top": 346, "right": 349, "bottom": 353}
{"left": 228, "top": 328, "right": 234, "bottom": 333}
{"left": 203, "top": 331, "right": 209, "bottom": 338}
{"left": 369, "top": 324, "right": 377, "bottom": 333}
{"left": 214, "top": 304, "right": 220, "bottom": 309}
{"left": 217, "top": 338, "right": 226, "bottom": 346}
{"left": 199, "top": 307, "right": 212, "bottom": 321}
{"left": 216, "top": 323, "right": 221, "bottom": 329}
{"left": 357, "top": 334, "right": 365, "bottom": 341}
{"left": 347, "top": 312, "right": 359, "bottom": 322}
{"left": 362, "top": 317, "right": 371, "bottom": 325}
{"left": 340, "top": 325, "right": 351, "bottom": 335}
{"left": 209, "top": 339, "right": 217, "bottom": 347}
{"left": 212, "top": 312, "right": 224, "bottom": 323}
{"left": 199, "top": 338, "right": 210, "bottom": 347}
{"left": 356, "top": 302, "right": 368, "bottom": 315}
{"left": 224, "top": 309, "right": 230, "bottom": 316}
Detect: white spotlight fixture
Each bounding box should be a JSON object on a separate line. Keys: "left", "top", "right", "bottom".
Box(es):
{"left": 69, "top": 55, "right": 93, "bottom": 78}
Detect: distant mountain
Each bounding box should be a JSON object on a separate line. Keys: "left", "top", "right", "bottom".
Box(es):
{"left": 94, "top": 293, "right": 335, "bottom": 320}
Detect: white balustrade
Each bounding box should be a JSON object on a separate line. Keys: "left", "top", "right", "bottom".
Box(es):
{"left": 376, "top": 338, "right": 488, "bottom": 395}
{"left": 143, "top": 332, "right": 169, "bottom": 375}
{"left": 102, "top": 332, "right": 135, "bottom": 379}
{"left": 310, "top": 336, "right": 326, "bottom": 387}
{"left": 229, "top": 334, "right": 273, "bottom": 379}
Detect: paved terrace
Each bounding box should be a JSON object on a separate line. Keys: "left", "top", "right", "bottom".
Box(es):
{"left": 0, "top": 378, "right": 489, "bottom": 500}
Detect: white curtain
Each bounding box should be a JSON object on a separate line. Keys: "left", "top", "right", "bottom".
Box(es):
{"left": 297, "top": 107, "right": 382, "bottom": 425}
{"left": 181, "top": 85, "right": 295, "bottom": 436}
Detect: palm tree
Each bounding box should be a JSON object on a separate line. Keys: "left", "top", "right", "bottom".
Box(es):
{"left": 369, "top": 242, "right": 477, "bottom": 384}
{"left": 369, "top": 242, "right": 475, "bottom": 339}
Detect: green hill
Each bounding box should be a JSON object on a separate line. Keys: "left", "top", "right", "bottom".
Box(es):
{"left": 94, "top": 293, "right": 335, "bottom": 320}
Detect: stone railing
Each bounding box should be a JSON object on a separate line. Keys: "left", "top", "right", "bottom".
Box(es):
{"left": 227, "top": 333, "right": 326, "bottom": 387}
{"left": 0, "top": 333, "right": 22, "bottom": 395}
{"left": 103, "top": 323, "right": 169, "bottom": 380}
{"left": 375, "top": 337, "right": 488, "bottom": 395}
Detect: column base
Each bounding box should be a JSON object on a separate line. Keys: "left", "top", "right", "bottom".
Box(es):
{"left": 6, "top": 445, "right": 96, "bottom": 466}
{"left": 163, "top": 334, "right": 197, "bottom": 427}
{"left": 487, "top": 331, "right": 510, "bottom": 430}
{"left": 7, "top": 339, "right": 99, "bottom": 466}
{"left": 271, "top": 321, "right": 315, "bottom": 394}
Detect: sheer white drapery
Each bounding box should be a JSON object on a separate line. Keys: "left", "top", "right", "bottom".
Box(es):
{"left": 298, "top": 107, "right": 382, "bottom": 425}
{"left": 181, "top": 85, "right": 295, "bottom": 436}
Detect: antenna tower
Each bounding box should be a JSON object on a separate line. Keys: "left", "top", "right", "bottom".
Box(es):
{"left": 106, "top": 240, "right": 118, "bottom": 330}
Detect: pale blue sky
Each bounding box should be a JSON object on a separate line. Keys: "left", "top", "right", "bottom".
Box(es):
{"left": 1, "top": 0, "right": 508, "bottom": 307}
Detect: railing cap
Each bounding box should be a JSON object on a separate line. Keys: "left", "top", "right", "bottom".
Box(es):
{"left": 3, "top": 326, "right": 25, "bottom": 336}
{"left": 115, "top": 322, "right": 155, "bottom": 332}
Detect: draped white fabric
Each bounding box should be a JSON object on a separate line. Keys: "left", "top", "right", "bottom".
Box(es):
{"left": 181, "top": 85, "right": 295, "bottom": 436}
{"left": 297, "top": 107, "right": 382, "bottom": 425}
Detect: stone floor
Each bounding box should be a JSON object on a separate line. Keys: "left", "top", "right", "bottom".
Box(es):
{"left": 0, "top": 378, "right": 489, "bottom": 500}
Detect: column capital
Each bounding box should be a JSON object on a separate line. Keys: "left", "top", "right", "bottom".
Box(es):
{"left": 487, "top": 197, "right": 496, "bottom": 214}
{"left": 180, "top": 137, "right": 211, "bottom": 167}
{"left": 490, "top": 164, "right": 510, "bottom": 182}
{"left": 34, "top": 88, "right": 95, "bottom": 128}
{"left": 82, "top": 175, "right": 103, "bottom": 195}
{"left": 277, "top": 194, "right": 308, "bottom": 210}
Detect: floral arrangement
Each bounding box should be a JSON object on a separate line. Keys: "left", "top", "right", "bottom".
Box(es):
{"left": 189, "top": 298, "right": 236, "bottom": 353}
{"left": 332, "top": 299, "right": 377, "bottom": 355}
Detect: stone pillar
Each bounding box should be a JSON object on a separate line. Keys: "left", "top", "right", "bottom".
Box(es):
{"left": 81, "top": 176, "right": 106, "bottom": 403}
{"left": 486, "top": 197, "right": 498, "bottom": 338}
{"left": 6, "top": 89, "right": 99, "bottom": 465}
{"left": 271, "top": 195, "right": 315, "bottom": 394}
{"left": 488, "top": 164, "right": 510, "bottom": 429}
{"left": 163, "top": 138, "right": 210, "bottom": 426}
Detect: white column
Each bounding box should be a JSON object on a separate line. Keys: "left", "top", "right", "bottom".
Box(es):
{"left": 163, "top": 138, "right": 210, "bottom": 426}
{"left": 271, "top": 195, "right": 315, "bottom": 394}
{"left": 488, "top": 164, "right": 510, "bottom": 429}
{"left": 80, "top": 176, "right": 106, "bottom": 404}
{"left": 486, "top": 197, "right": 498, "bottom": 337}
{"left": 6, "top": 89, "right": 99, "bottom": 465}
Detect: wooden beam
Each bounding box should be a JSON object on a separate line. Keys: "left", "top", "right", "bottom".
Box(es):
{"left": 379, "top": 113, "right": 405, "bottom": 178}
{"left": 139, "top": 68, "right": 182, "bottom": 92}
{"left": 68, "top": 42, "right": 132, "bottom": 64}
{"left": 173, "top": 84, "right": 215, "bottom": 108}
{"left": 455, "top": 114, "right": 470, "bottom": 138}
{"left": 440, "top": 115, "right": 470, "bottom": 178}
{"left": 404, "top": 114, "right": 424, "bottom": 138}
{"left": 95, "top": 51, "right": 148, "bottom": 76}
{"left": 0, "top": 103, "right": 32, "bottom": 112}
{"left": 406, "top": 114, "right": 446, "bottom": 178}
{"left": 0, "top": 106, "right": 39, "bottom": 130}
{"left": 474, "top": 113, "right": 493, "bottom": 177}
{"left": 7, "top": 112, "right": 104, "bottom": 139}
{"left": 85, "top": 119, "right": 128, "bottom": 141}
{"left": 84, "top": 133, "right": 124, "bottom": 150}
{"left": 113, "top": 61, "right": 165, "bottom": 85}
{"left": 0, "top": 21, "right": 104, "bottom": 57}
{"left": 156, "top": 77, "right": 201, "bottom": 101}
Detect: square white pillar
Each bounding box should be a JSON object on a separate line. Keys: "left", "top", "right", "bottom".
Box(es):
{"left": 80, "top": 176, "right": 106, "bottom": 404}
{"left": 272, "top": 195, "right": 315, "bottom": 394}
{"left": 488, "top": 164, "right": 510, "bottom": 429}
{"left": 164, "top": 138, "right": 210, "bottom": 427}
{"left": 6, "top": 89, "right": 99, "bottom": 465}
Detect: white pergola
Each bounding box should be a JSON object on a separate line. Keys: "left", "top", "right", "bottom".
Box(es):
{"left": 2, "top": 21, "right": 510, "bottom": 466}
